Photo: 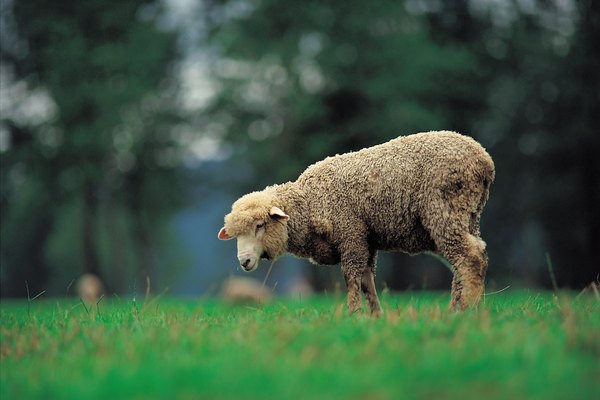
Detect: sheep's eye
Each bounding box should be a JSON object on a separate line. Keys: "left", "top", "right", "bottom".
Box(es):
{"left": 256, "top": 222, "right": 265, "bottom": 230}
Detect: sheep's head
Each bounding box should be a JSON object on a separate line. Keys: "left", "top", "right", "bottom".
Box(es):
{"left": 218, "top": 191, "right": 290, "bottom": 272}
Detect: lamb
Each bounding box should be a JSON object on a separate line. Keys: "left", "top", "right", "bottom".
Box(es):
{"left": 218, "top": 131, "right": 495, "bottom": 315}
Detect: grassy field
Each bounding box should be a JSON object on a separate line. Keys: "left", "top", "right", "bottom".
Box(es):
{"left": 1, "top": 291, "right": 599, "bottom": 399}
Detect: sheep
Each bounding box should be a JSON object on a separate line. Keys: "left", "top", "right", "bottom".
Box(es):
{"left": 76, "top": 273, "right": 104, "bottom": 304}
{"left": 221, "top": 276, "right": 273, "bottom": 304}
{"left": 218, "top": 131, "right": 495, "bottom": 315}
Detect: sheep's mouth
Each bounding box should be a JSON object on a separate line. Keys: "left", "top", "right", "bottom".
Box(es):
{"left": 260, "top": 251, "right": 271, "bottom": 260}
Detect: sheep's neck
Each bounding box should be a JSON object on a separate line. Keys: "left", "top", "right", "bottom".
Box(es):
{"left": 273, "top": 183, "right": 311, "bottom": 257}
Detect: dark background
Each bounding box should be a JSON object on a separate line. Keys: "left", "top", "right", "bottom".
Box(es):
{"left": 1, "top": 0, "right": 598, "bottom": 297}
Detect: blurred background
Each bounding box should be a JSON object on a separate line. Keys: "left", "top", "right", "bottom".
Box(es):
{"left": 1, "top": 0, "right": 598, "bottom": 298}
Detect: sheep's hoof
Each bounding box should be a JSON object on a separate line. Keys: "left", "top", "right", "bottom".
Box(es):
{"left": 347, "top": 306, "right": 363, "bottom": 316}
{"left": 449, "top": 303, "right": 466, "bottom": 312}
{"left": 450, "top": 298, "right": 482, "bottom": 312}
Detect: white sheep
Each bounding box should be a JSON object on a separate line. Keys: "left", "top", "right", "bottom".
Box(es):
{"left": 218, "top": 131, "right": 495, "bottom": 315}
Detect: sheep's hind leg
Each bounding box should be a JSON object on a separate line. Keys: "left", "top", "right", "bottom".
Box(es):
{"left": 424, "top": 195, "right": 488, "bottom": 311}
{"left": 444, "top": 234, "right": 488, "bottom": 311}
{"left": 361, "top": 252, "right": 382, "bottom": 317}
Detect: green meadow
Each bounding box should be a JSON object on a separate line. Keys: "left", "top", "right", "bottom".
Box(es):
{"left": 1, "top": 291, "right": 599, "bottom": 399}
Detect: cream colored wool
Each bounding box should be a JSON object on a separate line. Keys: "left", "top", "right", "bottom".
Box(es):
{"left": 220, "top": 131, "right": 495, "bottom": 314}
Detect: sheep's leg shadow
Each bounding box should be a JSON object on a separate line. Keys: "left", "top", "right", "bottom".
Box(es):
{"left": 361, "top": 251, "right": 382, "bottom": 317}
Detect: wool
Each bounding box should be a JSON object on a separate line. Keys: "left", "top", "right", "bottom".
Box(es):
{"left": 220, "top": 131, "right": 495, "bottom": 314}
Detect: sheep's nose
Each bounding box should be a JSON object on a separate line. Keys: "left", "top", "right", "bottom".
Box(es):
{"left": 241, "top": 259, "right": 251, "bottom": 269}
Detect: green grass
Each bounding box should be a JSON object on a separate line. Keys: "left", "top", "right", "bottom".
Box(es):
{"left": 1, "top": 291, "right": 599, "bottom": 400}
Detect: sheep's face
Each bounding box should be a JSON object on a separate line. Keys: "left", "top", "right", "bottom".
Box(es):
{"left": 218, "top": 192, "right": 289, "bottom": 272}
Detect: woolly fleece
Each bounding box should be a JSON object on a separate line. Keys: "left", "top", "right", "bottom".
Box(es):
{"left": 220, "top": 131, "right": 495, "bottom": 314}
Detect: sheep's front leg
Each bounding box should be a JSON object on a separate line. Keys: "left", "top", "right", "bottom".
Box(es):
{"left": 361, "top": 251, "right": 382, "bottom": 317}
{"left": 342, "top": 268, "right": 362, "bottom": 314}
{"left": 340, "top": 238, "right": 370, "bottom": 315}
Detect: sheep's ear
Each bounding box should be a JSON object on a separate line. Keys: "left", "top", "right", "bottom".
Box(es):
{"left": 218, "top": 227, "right": 233, "bottom": 240}
{"left": 269, "top": 206, "right": 289, "bottom": 221}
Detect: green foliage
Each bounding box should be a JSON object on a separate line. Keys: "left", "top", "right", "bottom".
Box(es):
{"left": 1, "top": 0, "right": 185, "bottom": 296}
{"left": 1, "top": 292, "right": 599, "bottom": 399}
{"left": 202, "top": 1, "right": 600, "bottom": 288}
{"left": 2, "top": 0, "right": 599, "bottom": 295}
{"left": 204, "top": 1, "right": 478, "bottom": 188}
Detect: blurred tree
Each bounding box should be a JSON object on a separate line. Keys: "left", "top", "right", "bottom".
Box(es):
{"left": 203, "top": 0, "right": 479, "bottom": 189}
{"left": 396, "top": 0, "right": 599, "bottom": 288}
{"left": 536, "top": 0, "right": 600, "bottom": 286}
{"left": 1, "top": 0, "right": 184, "bottom": 296}
{"left": 201, "top": 0, "right": 480, "bottom": 290}
{"left": 201, "top": 0, "right": 599, "bottom": 290}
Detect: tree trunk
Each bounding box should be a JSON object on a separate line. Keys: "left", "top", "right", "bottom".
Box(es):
{"left": 104, "top": 196, "right": 126, "bottom": 294}
{"left": 133, "top": 208, "right": 153, "bottom": 294}
{"left": 82, "top": 182, "right": 101, "bottom": 278}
